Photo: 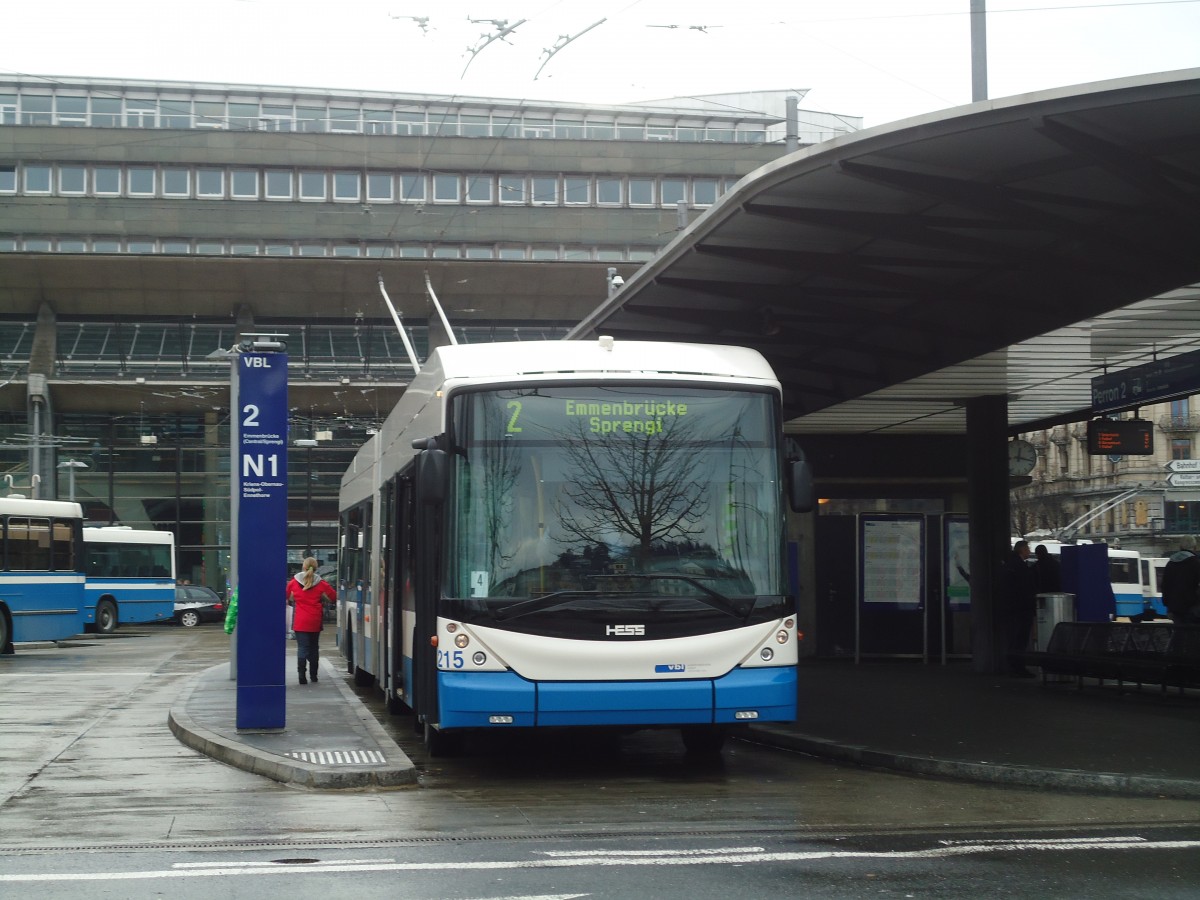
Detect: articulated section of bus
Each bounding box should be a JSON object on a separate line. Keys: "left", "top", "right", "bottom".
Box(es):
{"left": 82, "top": 527, "right": 176, "bottom": 632}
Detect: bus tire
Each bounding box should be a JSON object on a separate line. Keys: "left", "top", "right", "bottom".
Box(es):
{"left": 0, "top": 608, "right": 11, "bottom": 655}
{"left": 354, "top": 666, "right": 374, "bottom": 687}
{"left": 386, "top": 691, "right": 408, "bottom": 715}
{"left": 681, "top": 725, "right": 728, "bottom": 755}
{"left": 95, "top": 599, "right": 118, "bottom": 635}
{"left": 423, "top": 721, "right": 464, "bottom": 757}
{"left": 344, "top": 626, "right": 355, "bottom": 674}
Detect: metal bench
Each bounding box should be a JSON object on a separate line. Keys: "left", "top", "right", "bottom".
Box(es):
{"left": 1020, "top": 621, "right": 1200, "bottom": 692}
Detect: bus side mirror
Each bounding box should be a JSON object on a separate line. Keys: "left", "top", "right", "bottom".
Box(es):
{"left": 415, "top": 446, "right": 448, "bottom": 506}
{"left": 788, "top": 457, "right": 814, "bottom": 513}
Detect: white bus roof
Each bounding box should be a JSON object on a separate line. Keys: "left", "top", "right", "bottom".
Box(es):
{"left": 83, "top": 526, "right": 174, "bottom": 545}
{"left": 0, "top": 496, "right": 84, "bottom": 518}
{"left": 1018, "top": 538, "right": 1139, "bottom": 558}
{"left": 341, "top": 338, "right": 781, "bottom": 504}
{"left": 427, "top": 339, "right": 779, "bottom": 385}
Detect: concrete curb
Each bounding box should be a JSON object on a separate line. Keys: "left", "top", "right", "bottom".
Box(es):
{"left": 167, "top": 662, "right": 418, "bottom": 790}
{"left": 745, "top": 726, "right": 1200, "bottom": 800}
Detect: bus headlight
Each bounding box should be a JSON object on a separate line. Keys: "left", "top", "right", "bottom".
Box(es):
{"left": 775, "top": 629, "right": 789, "bottom": 644}
{"left": 760, "top": 647, "right": 774, "bottom": 661}
{"left": 454, "top": 633, "right": 470, "bottom": 649}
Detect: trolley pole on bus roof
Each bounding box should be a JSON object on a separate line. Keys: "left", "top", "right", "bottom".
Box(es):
{"left": 229, "top": 334, "right": 289, "bottom": 731}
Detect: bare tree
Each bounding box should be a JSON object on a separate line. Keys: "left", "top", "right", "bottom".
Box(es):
{"left": 1011, "top": 480, "right": 1074, "bottom": 538}
{"left": 555, "top": 417, "right": 709, "bottom": 567}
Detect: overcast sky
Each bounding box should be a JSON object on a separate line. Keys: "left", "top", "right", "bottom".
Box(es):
{"left": 6, "top": 0, "right": 1199, "bottom": 128}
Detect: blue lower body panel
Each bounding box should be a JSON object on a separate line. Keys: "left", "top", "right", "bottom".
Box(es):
{"left": 713, "top": 666, "right": 797, "bottom": 723}
{"left": 439, "top": 671, "right": 537, "bottom": 727}
{"left": 437, "top": 666, "right": 797, "bottom": 729}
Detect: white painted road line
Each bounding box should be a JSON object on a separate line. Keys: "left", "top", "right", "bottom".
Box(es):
{"left": 2, "top": 838, "right": 1199, "bottom": 882}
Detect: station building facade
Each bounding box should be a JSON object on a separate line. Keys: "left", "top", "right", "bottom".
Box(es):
{"left": 1015, "top": 399, "right": 1200, "bottom": 556}
{"left": 0, "top": 75, "right": 859, "bottom": 592}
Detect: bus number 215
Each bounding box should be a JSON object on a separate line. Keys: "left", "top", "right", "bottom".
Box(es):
{"left": 437, "top": 649, "right": 464, "bottom": 669}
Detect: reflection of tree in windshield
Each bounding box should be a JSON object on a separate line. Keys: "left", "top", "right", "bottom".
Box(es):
{"left": 555, "top": 415, "right": 709, "bottom": 569}
{"left": 452, "top": 387, "right": 785, "bottom": 613}
{"left": 472, "top": 400, "right": 523, "bottom": 575}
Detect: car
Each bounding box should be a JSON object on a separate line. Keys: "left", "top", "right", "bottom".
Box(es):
{"left": 174, "top": 585, "right": 225, "bottom": 627}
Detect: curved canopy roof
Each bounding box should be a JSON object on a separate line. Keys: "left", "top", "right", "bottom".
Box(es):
{"left": 569, "top": 70, "right": 1200, "bottom": 435}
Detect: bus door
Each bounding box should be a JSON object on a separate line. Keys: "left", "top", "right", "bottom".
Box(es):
{"left": 339, "top": 503, "right": 371, "bottom": 672}
{"left": 384, "top": 473, "right": 415, "bottom": 709}
{"left": 381, "top": 476, "right": 405, "bottom": 707}
{"left": 410, "top": 451, "right": 444, "bottom": 724}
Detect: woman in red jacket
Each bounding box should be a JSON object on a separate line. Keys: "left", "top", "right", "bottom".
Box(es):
{"left": 286, "top": 557, "right": 336, "bottom": 685}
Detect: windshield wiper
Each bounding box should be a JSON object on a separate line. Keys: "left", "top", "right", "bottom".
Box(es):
{"left": 591, "top": 574, "right": 750, "bottom": 620}
{"left": 491, "top": 590, "right": 603, "bottom": 622}
{"left": 489, "top": 576, "right": 752, "bottom": 623}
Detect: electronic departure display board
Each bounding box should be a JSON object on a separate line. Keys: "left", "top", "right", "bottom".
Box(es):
{"left": 1086, "top": 418, "right": 1153, "bottom": 455}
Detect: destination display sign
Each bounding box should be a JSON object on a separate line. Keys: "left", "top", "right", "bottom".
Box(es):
{"left": 1086, "top": 418, "right": 1153, "bottom": 455}
{"left": 1091, "top": 348, "right": 1200, "bottom": 414}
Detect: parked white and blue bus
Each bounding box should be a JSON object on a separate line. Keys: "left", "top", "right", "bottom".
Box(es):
{"left": 1022, "top": 539, "right": 1154, "bottom": 619}
{"left": 338, "top": 338, "right": 813, "bottom": 755}
{"left": 82, "top": 526, "right": 176, "bottom": 633}
{"left": 0, "top": 496, "right": 87, "bottom": 653}
{"left": 1140, "top": 556, "right": 1169, "bottom": 619}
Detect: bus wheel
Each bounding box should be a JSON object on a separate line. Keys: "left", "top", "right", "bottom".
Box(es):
{"left": 423, "top": 721, "right": 464, "bottom": 758}
{"left": 0, "top": 610, "right": 10, "bottom": 655}
{"left": 95, "top": 600, "right": 118, "bottom": 635}
{"left": 681, "top": 725, "right": 728, "bottom": 755}
{"left": 344, "top": 627, "right": 355, "bottom": 674}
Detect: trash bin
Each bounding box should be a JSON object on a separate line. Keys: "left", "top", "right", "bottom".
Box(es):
{"left": 1035, "top": 592, "right": 1076, "bottom": 651}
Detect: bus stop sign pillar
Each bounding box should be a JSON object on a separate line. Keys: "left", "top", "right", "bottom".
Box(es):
{"left": 231, "top": 350, "right": 288, "bottom": 730}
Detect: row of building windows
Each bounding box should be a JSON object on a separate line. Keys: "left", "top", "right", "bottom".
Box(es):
{"left": 0, "top": 163, "right": 732, "bottom": 207}
{"left": 0, "top": 91, "right": 773, "bottom": 143}
{"left": 0, "top": 236, "right": 658, "bottom": 261}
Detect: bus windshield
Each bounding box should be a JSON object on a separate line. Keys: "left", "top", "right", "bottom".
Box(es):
{"left": 445, "top": 385, "right": 788, "bottom": 629}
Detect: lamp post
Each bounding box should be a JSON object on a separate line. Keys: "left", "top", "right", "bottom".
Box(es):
{"left": 57, "top": 459, "right": 88, "bottom": 502}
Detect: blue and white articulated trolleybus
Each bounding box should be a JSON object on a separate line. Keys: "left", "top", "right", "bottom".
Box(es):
{"left": 338, "top": 337, "right": 813, "bottom": 755}
{"left": 0, "top": 496, "right": 87, "bottom": 654}
{"left": 82, "top": 526, "right": 176, "bottom": 633}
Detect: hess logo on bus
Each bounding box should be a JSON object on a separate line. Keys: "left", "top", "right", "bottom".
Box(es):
{"left": 606, "top": 624, "right": 645, "bottom": 636}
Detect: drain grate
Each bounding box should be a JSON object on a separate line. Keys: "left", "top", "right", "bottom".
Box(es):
{"left": 287, "top": 749, "right": 387, "bottom": 766}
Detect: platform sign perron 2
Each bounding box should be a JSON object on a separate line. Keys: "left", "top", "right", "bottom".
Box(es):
{"left": 231, "top": 349, "right": 288, "bottom": 730}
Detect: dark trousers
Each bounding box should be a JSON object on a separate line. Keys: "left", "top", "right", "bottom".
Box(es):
{"left": 296, "top": 630, "right": 320, "bottom": 677}
{"left": 1007, "top": 604, "right": 1035, "bottom": 670}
